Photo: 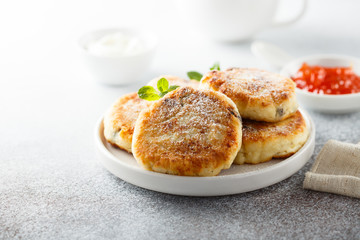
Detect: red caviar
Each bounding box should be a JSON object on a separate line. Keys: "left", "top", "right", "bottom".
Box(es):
{"left": 291, "top": 63, "right": 360, "bottom": 95}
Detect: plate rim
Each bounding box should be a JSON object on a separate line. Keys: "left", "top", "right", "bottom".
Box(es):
{"left": 95, "top": 108, "right": 315, "bottom": 195}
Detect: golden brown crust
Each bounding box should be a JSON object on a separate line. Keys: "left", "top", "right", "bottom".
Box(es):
{"left": 235, "top": 110, "right": 309, "bottom": 164}
{"left": 200, "top": 68, "right": 298, "bottom": 122}
{"left": 103, "top": 92, "right": 152, "bottom": 152}
{"left": 242, "top": 111, "right": 305, "bottom": 142}
{"left": 132, "top": 87, "right": 242, "bottom": 176}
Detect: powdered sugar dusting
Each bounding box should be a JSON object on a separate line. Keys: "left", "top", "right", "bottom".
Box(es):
{"left": 201, "top": 68, "right": 298, "bottom": 122}
{"left": 133, "top": 87, "right": 242, "bottom": 176}
{"left": 226, "top": 68, "right": 295, "bottom": 103}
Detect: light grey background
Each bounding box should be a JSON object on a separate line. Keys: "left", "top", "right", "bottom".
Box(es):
{"left": 1, "top": 0, "right": 359, "bottom": 239}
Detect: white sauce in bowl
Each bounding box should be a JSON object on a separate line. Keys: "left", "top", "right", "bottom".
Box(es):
{"left": 87, "top": 32, "right": 145, "bottom": 57}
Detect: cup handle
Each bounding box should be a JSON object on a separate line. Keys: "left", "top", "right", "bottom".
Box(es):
{"left": 272, "top": 0, "right": 307, "bottom": 27}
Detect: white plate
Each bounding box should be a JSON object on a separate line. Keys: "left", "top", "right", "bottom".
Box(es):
{"left": 95, "top": 109, "right": 315, "bottom": 196}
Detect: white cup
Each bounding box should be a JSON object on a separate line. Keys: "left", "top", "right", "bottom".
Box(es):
{"left": 175, "top": 0, "right": 307, "bottom": 42}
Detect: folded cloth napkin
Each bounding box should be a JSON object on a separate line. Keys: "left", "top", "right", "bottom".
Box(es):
{"left": 303, "top": 140, "right": 360, "bottom": 198}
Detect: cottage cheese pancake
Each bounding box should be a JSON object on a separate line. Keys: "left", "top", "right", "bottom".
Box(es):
{"left": 104, "top": 76, "right": 199, "bottom": 153}
{"left": 200, "top": 68, "right": 298, "bottom": 122}
{"left": 235, "top": 110, "right": 309, "bottom": 165}
{"left": 104, "top": 92, "right": 151, "bottom": 153}
{"left": 132, "top": 87, "right": 242, "bottom": 176}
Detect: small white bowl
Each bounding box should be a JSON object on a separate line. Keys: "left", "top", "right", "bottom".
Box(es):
{"left": 79, "top": 28, "right": 158, "bottom": 86}
{"left": 280, "top": 54, "right": 360, "bottom": 113}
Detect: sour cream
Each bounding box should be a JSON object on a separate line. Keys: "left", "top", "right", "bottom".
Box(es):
{"left": 87, "top": 32, "right": 146, "bottom": 57}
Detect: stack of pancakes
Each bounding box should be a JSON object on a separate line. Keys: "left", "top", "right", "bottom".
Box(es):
{"left": 104, "top": 68, "right": 309, "bottom": 176}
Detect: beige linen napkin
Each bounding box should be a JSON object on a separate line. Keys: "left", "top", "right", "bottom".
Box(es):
{"left": 303, "top": 140, "right": 360, "bottom": 198}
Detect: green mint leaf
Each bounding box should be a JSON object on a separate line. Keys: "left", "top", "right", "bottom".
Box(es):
{"left": 159, "top": 91, "right": 167, "bottom": 97}
{"left": 210, "top": 62, "right": 220, "bottom": 71}
{"left": 168, "top": 85, "right": 180, "bottom": 91}
{"left": 138, "top": 86, "right": 161, "bottom": 101}
{"left": 187, "top": 71, "right": 203, "bottom": 81}
{"left": 159, "top": 85, "right": 180, "bottom": 97}
{"left": 157, "top": 78, "right": 169, "bottom": 93}
{"left": 138, "top": 79, "right": 179, "bottom": 101}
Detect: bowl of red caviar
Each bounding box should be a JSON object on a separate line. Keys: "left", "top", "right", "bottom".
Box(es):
{"left": 280, "top": 54, "right": 360, "bottom": 113}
